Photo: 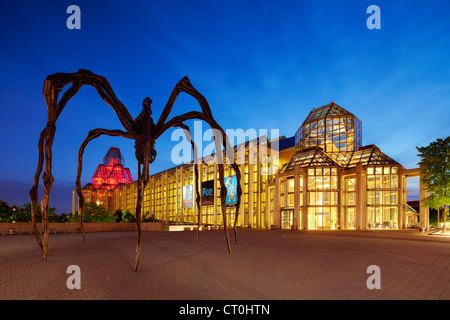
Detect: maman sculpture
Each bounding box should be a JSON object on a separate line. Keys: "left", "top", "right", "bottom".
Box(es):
{"left": 29, "top": 69, "right": 242, "bottom": 272}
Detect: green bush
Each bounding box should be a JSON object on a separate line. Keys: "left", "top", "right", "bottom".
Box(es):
{"left": 80, "top": 202, "right": 116, "bottom": 223}
{"left": 120, "top": 209, "right": 156, "bottom": 223}
{"left": 122, "top": 209, "right": 135, "bottom": 223}
{"left": 143, "top": 211, "right": 156, "bottom": 222}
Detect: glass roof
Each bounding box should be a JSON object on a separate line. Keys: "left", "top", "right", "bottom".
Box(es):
{"left": 283, "top": 145, "right": 399, "bottom": 172}
{"left": 283, "top": 147, "right": 339, "bottom": 171}
{"left": 327, "top": 145, "right": 399, "bottom": 168}
{"left": 302, "top": 102, "right": 355, "bottom": 124}
{"left": 295, "top": 102, "right": 363, "bottom": 153}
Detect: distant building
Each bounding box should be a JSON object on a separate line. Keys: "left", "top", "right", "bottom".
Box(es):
{"left": 74, "top": 102, "right": 430, "bottom": 230}
{"left": 79, "top": 147, "right": 133, "bottom": 210}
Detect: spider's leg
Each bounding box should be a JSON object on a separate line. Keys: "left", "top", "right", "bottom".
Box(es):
{"left": 44, "top": 69, "right": 137, "bottom": 134}
{"left": 134, "top": 162, "right": 144, "bottom": 272}
{"left": 154, "top": 111, "right": 206, "bottom": 140}
{"left": 134, "top": 160, "right": 150, "bottom": 272}
{"left": 154, "top": 78, "right": 190, "bottom": 132}
{"left": 155, "top": 77, "right": 243, "bottom": 253}
{"left": 231, "top": 163, "right": 242, "bottom": 245}
{"left": 28, "top": 69, "right": 141, "bottom": 266}
{"left": 30, "top": 70, "right": 137, "bottom": 263}
{"left": 213, "top": 132, "right": 233, "bottom": 253}
{"left": 28, "top": 121, "right": 57, "bottom": 263}
{"left": 133, "top": 105, "right": 154, "bottom": 272}
{"left": 41, "top": 121, "right": 56, "bottom": 263}
{"left": 29, "top": 127, "right": 46, "bottom": 251}
{"left": 77, "top": 128, "right": 135, "bottom": 245}
{"left": 218, "top": 162, "right": 232, "bottom": 253}
{"left": 175, "top": 123, "right": 202, "bottom": 241}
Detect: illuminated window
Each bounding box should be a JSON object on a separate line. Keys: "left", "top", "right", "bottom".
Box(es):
{"left": 295, "top": 103, "right": 362, "bottom": 153}
{"left": 306, "top": 167, "right": 339, "bottom": 229}
{"left": 367, "top": 166, "right": 400, "bottom": 229}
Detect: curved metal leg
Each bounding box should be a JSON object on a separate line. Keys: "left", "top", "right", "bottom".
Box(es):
{"left": 76, "top": 128, "right": 134, "bottom": 245}
{"left": 134, "top": 163, "right": 143, "bottom": 272}
{"left": 134, "top": 160, "right": 150, "bottom": 272}
{"left": 29, "top": 128, "right": 46, "bottom": 251}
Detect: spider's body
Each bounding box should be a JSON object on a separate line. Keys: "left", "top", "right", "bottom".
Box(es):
{"left": 30, "top": 70, "right": 242, "bottom": 272}
{"left": 134, "top": 97, "right": 156, "bottom": 165}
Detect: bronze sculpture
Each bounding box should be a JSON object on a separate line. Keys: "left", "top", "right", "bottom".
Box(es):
{"left": 29, "top": 69, "right": 242, "bottom": 272}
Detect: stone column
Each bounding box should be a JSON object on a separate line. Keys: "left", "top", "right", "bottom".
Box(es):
{"left": 419, "top": 167, "right": 430, "bottom": 232}
{"left": 398, "top": 172, "right": 406, "bottom": 230}
{"left": 198, "top": 163, "right": 203, "bottom": 226}
{"left": 180, "top": 168, "right": 185, "bottom": 224}
{"left": 355, "top": 164, "right": 364, "bottom": 230}
{"left": 293, "top": 165, "right": 300, "bottom": 230}
{"left": 274, "top": 172, "right": 280, "bottom": 229}
{"left": 72, "top": 190, "right": 77, "bottom": 215}
{"left": 240, "top": 163, "right": 245, "bottom": 228}
{"left": 337, "top": 167, "right": 342, "bottom": 230}
{"left": 192, "top": 164, "right": 196, "bottom": 225}
{"left": 302, "top": 168, "right": 308, "bottom": 230}
{"left": 214, "top": 162, "right": 218, "bottom": 227}
{"left": 248, "top": 163, "right": 254, "bottom": 228}
{"left": 265, "top": 185, "right": 270, "bottom": 229}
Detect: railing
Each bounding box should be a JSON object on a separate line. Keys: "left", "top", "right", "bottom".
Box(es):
{"left": 0, "top": 222, "right": 161, "bottom": 235}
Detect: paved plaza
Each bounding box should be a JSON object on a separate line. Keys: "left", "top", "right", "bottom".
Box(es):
{"left": 0, "top": 229, "right": 449, "bottom": 300}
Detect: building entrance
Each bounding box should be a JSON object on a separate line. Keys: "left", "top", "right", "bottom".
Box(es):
{"left": 308, "top": 207, "right": 338, "bottom": 230}
{"left": 281, "top": 209, "right": 294, "bottom": 230}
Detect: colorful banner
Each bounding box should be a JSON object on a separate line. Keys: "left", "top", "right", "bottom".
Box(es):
{"left": 201, "top": 180, "right": 214, "bottom": 206}
{"left": 183, "top": 184, "right": 193, "bottom": 208}
{"left": 224, "top": 175, "right": 238, "bottom": 207}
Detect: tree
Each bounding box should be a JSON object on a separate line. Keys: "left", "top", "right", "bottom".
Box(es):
{"left": 0, "top": 200, "right": 9, "bottom": 213}
{"left": 417, "top": 136, "right": 450, "bottom": 233}
{"left": 22, "top": 202, "right": 59, "bottom": 223}
{"left": 0, "top": 200, "right": 12, "bottom": 222}
{"left": 82, "top": 202, "right": 116, "bottom": 223}
{"left": 0, "top": 201, "right": 58, "bottom": 223}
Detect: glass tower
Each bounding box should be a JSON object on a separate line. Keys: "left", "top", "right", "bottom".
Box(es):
{"left": 295, "top": 102, "right": 362, "bottom": 153}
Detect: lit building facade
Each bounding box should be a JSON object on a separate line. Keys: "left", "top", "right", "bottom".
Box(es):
{"left": 74, "top": 102, "right": 426, "bottom": 230}
{"left": 78, "top": 147, "right": 133, "bottom": 211}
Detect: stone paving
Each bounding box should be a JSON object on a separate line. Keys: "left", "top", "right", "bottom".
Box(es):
{"left": 0, "top": 229, "right": 449, "bottom": 300}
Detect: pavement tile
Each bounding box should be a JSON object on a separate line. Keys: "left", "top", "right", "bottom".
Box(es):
{"left": 0, "top": 229, "right": 449, "bottom": 300}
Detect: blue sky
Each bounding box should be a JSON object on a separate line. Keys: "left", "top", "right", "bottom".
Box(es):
{"left": 0, "top": 0, "right": 449, "bottom": 213}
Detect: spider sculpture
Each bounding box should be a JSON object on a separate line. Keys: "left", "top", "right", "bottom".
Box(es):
{"left": 29, "top": 69, "right": 242, "bottom": 272}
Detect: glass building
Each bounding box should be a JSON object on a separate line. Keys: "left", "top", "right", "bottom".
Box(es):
{"left": 295, "top": 102, "right": 362, "bottom": 153}
{"left": 74, "top": 102, "right": 427, "bottom": 231}
{"left": 79, "top": 147, "right": 133, "bottom": 210}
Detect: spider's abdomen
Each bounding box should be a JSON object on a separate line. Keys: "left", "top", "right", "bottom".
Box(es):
{"left": 134, "top": 108, "right": 156, "bottom": 164}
